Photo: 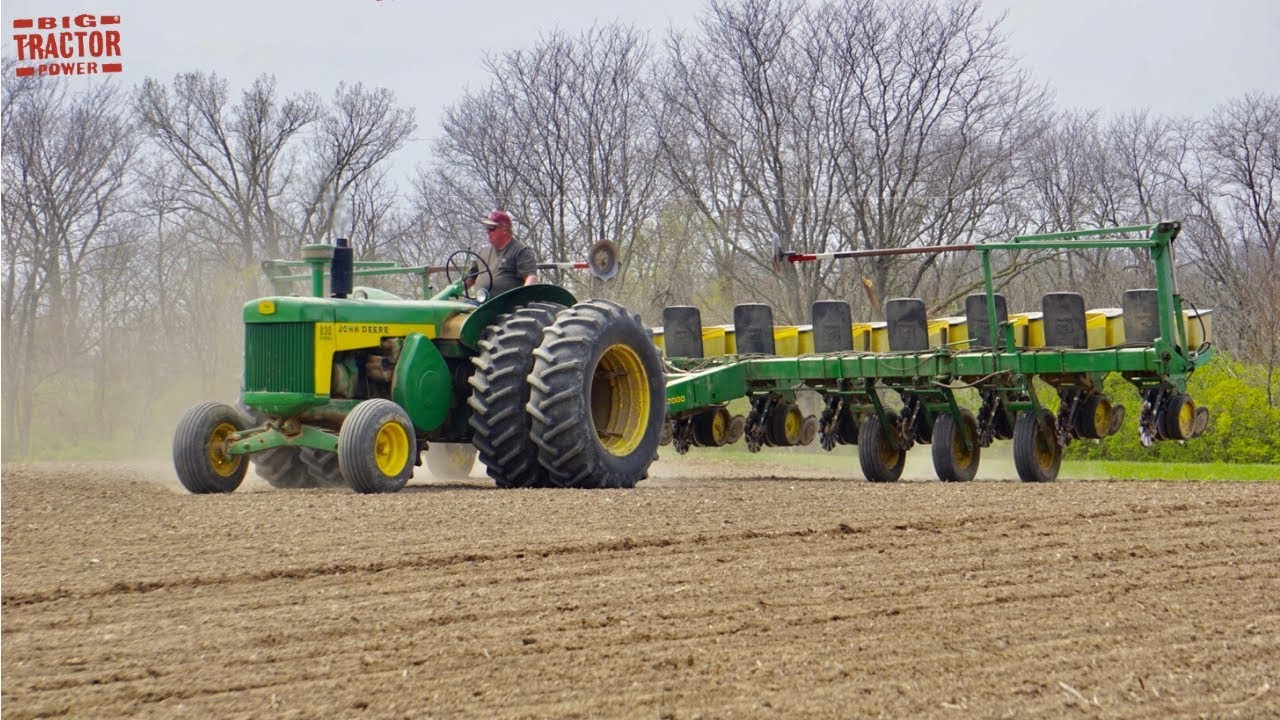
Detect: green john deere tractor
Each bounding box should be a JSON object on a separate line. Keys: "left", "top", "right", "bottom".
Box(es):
{"left": 173, "top": 239, "right": 664, "bottom": 493}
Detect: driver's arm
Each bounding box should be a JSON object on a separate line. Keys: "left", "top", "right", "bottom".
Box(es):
{"left": 463, "top": 261, "right": 479, "bottom": 288}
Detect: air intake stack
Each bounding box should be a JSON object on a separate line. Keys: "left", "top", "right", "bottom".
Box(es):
{"left": 331, "top": 237, "right": 353, "bottom": 299}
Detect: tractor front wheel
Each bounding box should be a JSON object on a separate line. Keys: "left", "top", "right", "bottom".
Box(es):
{"left": 173, "top": 402, "right": 250, "bottom": 494}
{"left": 527, "top": 300, "right": 665, "bottom": 488}
{"left": 338, "top": 399, "right": 416, "bottom": 494}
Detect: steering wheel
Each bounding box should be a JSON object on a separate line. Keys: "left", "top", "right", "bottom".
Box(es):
{"left": 444, "top": 250, "right": 493, "bottom": 301}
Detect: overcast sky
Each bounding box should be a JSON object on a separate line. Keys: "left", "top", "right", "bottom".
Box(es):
{"left": 5, "top": 0, "right": 1277, "bottom": 182}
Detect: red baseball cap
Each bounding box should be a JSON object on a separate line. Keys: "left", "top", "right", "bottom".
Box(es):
{"left": 481, "top": 210, "right": 512, "bottom": 228}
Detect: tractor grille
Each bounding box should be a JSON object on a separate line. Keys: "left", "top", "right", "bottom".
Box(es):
{"left": 244, "top": 322, "right": 315, "bottom": 393}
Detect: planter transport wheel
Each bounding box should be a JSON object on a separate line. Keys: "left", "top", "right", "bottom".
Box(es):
{"left": 932, "top": 409, "right": 980, "bottom": 482}
{"left": 858, "top": 411, "right": 904, "bottom": 483}
{"left": 1013, "top": 408, "right": 1061, "bottom": 483}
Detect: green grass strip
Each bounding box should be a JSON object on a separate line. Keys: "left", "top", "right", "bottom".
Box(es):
{"left": 667, "top": 446, "right": 1278, "bottom": 482}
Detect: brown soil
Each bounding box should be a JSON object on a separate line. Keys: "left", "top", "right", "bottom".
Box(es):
{"left": 2, "top": 459, "right": 1277, "bottom": 719}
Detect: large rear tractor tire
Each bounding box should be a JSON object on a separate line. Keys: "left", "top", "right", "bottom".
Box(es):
{"left": 338, "top": 399, "right": 416, "bottom": 494}
{"left": 1013, "top": 408, "right": 1061, "bottom": 483}
{"left": 931, "top": 409, "right": 980, "bottom": 482}
{"left": 858, "top": 411, "right": 904, "bottom": 483}
{"left": 425, "top": 443, "right": 479, "bottom": 480}
{"left": 527, "top": 299, "right": 665, "bottom": 488}
{"left": 174, "top": 402, "right": 250, "bottom": 494}
{"left": 468, "top": 302, "right": 564, "bottom": 488}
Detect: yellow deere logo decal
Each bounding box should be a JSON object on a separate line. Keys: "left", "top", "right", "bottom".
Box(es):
{"left": 312, "top": 323, "right": 437, "bottom": 394}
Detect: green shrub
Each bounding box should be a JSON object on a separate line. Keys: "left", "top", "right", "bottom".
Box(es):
{"left": 1064, "top": 354, "right": 1280, "bottom": 464}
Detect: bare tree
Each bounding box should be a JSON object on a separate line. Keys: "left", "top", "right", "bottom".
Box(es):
{"left": 1175, "top": 94, "right": 1280, "bottom": 401}
{"left": 659, "top": 0, "right": 1046, "bottom": 322}
{"left": 1009, "top": 110, "right": 1188, "bottom": 313}
{"left": 2, "top": 77, "right": 137, "bottom": 456}
{"left": 136, "top": 72, "right": 319, "bottom": 261}
{"left": 295, "top": 82, "right": 416, "bottom": 245}
{"left": 430, "top": 24, "right": 663, "bottom": 300}
{"left": 827, "top": 0, "right": 1046, "bottom": 311}
{"left": 659, "top": 0, "right": 825, "bottom": 322}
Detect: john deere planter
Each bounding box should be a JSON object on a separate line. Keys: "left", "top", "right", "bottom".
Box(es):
{"left": 660, "top": 222, "right": 1214, "bottom": 483}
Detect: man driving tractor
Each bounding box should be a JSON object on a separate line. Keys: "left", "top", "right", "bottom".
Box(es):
{"left": 467, "top": 209, "right": 538, "bottom": 296}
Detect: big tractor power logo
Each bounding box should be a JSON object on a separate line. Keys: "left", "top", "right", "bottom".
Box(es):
{"left": 12, "top": 14, "right": 123, "bottom": 77}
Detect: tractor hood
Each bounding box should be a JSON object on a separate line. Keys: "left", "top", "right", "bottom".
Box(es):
{"left": 243, "top": 295, "right": 477, "bottom": 326}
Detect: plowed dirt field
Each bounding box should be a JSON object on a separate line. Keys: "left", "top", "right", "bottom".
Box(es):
{"left": 3, "top": 459, "right": 1277, "bottom": 719}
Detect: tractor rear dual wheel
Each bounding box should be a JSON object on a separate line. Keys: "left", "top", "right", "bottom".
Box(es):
{"left": 527, "top": 299, "right": 665, "bottom": 489}
{"left": 468, "top": 302, "right": 565, "bottom": 488}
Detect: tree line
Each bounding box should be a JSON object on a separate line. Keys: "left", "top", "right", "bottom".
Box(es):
{"left": 3, "top": 0, "right": 1277, "bottom": 459}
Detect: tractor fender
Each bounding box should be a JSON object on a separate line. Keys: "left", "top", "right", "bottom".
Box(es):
{"left": 458, "top": 285, "right": 577, "bottom": 349}
{"left": 391, "top": 332, "right": 452, "bottom": 432}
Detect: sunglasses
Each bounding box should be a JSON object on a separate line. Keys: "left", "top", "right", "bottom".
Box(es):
{"left": 486, "top": 226, "right": 504, "bottom": 233}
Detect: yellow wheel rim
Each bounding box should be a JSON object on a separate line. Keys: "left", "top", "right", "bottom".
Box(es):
{"left": 1093, "top": 397, "right": 1112, "bottom": 435}
{"left": 710, "top": 408, "right": 729, "bottom": 445}
{"left": 953, "top": 417, "right": 975, "bottom": 469}
{"left": 783, "top": 405, "right": 802, "bottom": 445}
{"left": 592, "top": 344, "right": 650, "bottom": 457}
{"left": 880, "top": 441, "right": 901, "bottom": 467}
{"left": 1176, "top": 399, "right": 1195, "bottom": 438}
{"left": 206, "top": 421, "right": 241, "bottom": 477}
{"left": 374, "top": 421, "right": 410, "bottom": 475}
{"left": 1036, "top": 419, "right": 1057, "bottom": 468}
